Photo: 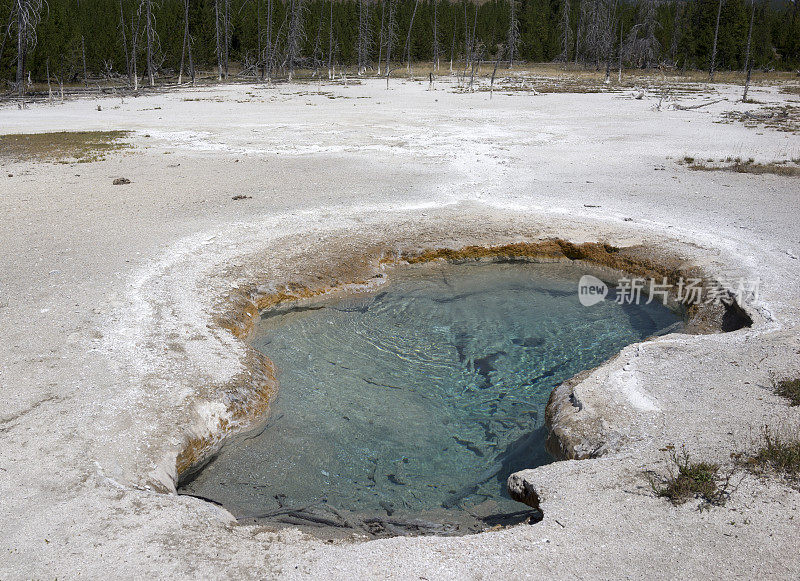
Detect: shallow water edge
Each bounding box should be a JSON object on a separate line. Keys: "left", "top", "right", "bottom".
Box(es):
{"left": 172, "top": 239, "right": 751, "bottom": 502}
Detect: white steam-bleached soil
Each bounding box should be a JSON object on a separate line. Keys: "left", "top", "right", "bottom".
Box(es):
{"left": 1, "top": 77, "right": 799, "bottom": 579}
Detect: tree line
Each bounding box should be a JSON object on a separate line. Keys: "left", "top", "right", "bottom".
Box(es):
{"left": 1, "top": 0, "right": 798, "bottom": 93}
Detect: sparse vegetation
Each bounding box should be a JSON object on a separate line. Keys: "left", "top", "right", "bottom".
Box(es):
{"left": 650, "top": 446, "right": 734, "bottom": 508}
{"left": 721, "top": 105, "right": 800, "bottom": 133}
{"left": 774, "top": 378, "right": 800, "bottom": 406}
{"left": 680, "top": 156, "right": 800, "bottom": 177}
{"left": 742, "top": 426, "right": 800, "bottom": 485}
{"left": 0, "top": 131, "right": 130, "bottom": 163}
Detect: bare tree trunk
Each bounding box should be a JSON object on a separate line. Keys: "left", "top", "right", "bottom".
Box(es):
{"left": 378, "top": 0, "right": 385, "bottom": 75}
{"left": 256, "top": 0, "right": 263, "bottom": 79}
{"left": 119, "top": 0, "right": 132, "bottom": 85}
{"left": 507, "top": 0, "right": 519, "bottom": 68}
{"left": 468, "top": 45, "right": 480, "bottom": 91}
{"left": 560, "top": 0, "right": 572, "bottom": 62}
{"left": 266, "top": 0, "right": 273, "bottom": 80}
{"left": 432, "top": 0, "right": 439, "bottom": 71}
{"left": 224, "top": 0, "right": 230, "bottom": 79}
{"left": 405, "top": 0, "right": 419, "bottom": 74}
{"left": 287, "top": 0, "right": 304, "bottom": 80}
{"left": 13, "top": 0, "right": 44, "bottom": 95}
{"left": 187, "top": 2, "right": 195, "bottom": 84}
{"left": 604, "top": 0, "right": 618, "bottom": 83}
{"left": 179, "top": 0, "right": 189, "bottom": 84}
{"left": 742, "top": 0, "right": 755, "bottom": 101}
{"left": 385, "top": 0, "right": 396, "bottom": 87}
{"left": 131, "top": 11, "right": 139, "bottom": 91}
{"left": 463, "top": 0, "right": 470, "bottom": 71}
{"left": 710, "top": 0, "right": 723, "bottom": 81}
{"left": 145, "top": 0, "right": 154, "bottom": 86}
{"left": 450, "top": 7, "right": 456, "bottom": 72}
{"left": 327, "top": 0, "right": 334, "bottom": 79}
{"left": 215, "top": 0, "right": 223, "bottom": 80}
{"left": 16, "top": 0, "right": 25, "bottom": 95}
{"left": 358, "top": 0, "right": 370, "bottom": 74}
{"left": 490, "top": 45, "right": 503, "bottom": 99}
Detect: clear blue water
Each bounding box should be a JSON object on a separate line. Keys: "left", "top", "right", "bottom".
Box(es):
{"left": 180, "top": 261, "right": 681, "bottom": 536}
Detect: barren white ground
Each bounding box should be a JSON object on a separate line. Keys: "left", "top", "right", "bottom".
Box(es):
{"left": 1, "top": 76, "right": 799, "bottom": 579}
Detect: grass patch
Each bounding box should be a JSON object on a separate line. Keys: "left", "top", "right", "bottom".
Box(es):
{"left": 684, "top": 157, "right": 800, "bottom": 177}
{"left": 649, "top": 446, "right": 733, "bottom": 508}
{"left": 774, "top": 378, "right": 800, "bottom": 406}
{"left": 721, "top": 104, "right": 800, "bottom": 133}
{"left": 742, "top": 426, "right": 800, "bottom": 485}
{"left": 0, "top": 130, "right": 130, "bottom": 163}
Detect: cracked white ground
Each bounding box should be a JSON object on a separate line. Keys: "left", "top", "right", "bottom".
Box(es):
{"left": 1, "top": 77, "right": 799, "bottom": 579}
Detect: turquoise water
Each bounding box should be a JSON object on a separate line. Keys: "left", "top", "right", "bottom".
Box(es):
{"left": 180, "top": 261, "right": 680, "bottom": 536}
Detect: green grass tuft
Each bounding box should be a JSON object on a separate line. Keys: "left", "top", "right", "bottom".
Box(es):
{"left": 650, "top": 447, "right": 731, "bottom": 507}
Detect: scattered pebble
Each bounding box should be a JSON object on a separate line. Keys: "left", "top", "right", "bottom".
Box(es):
{"left": 232, "top": 195, "right": 252, "bottom": 200}
{"left": 113, "top": 178, "right": 131, "bottom": 185}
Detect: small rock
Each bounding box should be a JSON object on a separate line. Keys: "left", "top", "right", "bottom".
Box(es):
{"left": 7, "top": 174, "right": 12, "bottom": 178}
{"left": 113, "top": 177, "right": 131, "bottom": 185}
{"left": 507, "top": 472, "right": 541, "bottom": 510}
{"left": 232, "top": 195, "right": 252, "bottom": 200}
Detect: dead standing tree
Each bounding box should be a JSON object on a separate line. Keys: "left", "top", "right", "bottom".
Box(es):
{"left": 214, "top": 0, "right": 226, "bottom": 79}
{"left": 212, "top": 0, "right": 231, "bottom": 79}
{"left": 405, "top": 0, "right": 419, "bottom": 74}
{"left": 603, "top": 0, "right": 618, "bottom": 83}
{"left": 709, "top": 0, "right": 723, "bottom": 81}
{"left": 625, "top": 0, "right": 659, "bottom": 69}
{"left": 178, "top": 0, "right": 194, "bottom": 84}
{"left": 118, "top": 0, "right": 132, "bottom": 85}
{"left": 432, "top": 0, "right": 440, "bottom": 71}
{"left": 260, "top": 0, "right": 275, "bottom": 81}
{"left": 507, "top": 0, "right": 520, "bottom": 68}
{"left": 384, "top": 0, "right": 397, "bottom": 87}
{"left": 558, "top": 0, "right": 572, "bottom": 62}
{"left": 377, "top": 0, "right": 385, "bottom": 74}
{"left": 11, "top": 0, "right": 44, "bottom": 96}
{"left": 286, "top": 0, "right": 305, "bottom": 80}
{"left": 130, "top": 2, "right": 142, "bottom": 90}
{"left": 742, "top": 0, "right": 755, "bottom": 101}
{"left": 327, "top": 0, "right": 335, "bottom": 79}
{"left": 358, "top": 0, "right": 371, "bottom": 74}
{"left": 142, "top": 0, "right": 156, "bottom": 86}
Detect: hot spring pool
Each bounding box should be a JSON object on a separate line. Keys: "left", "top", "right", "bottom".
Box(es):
{"left": 180, "top": 261, "right": 681, "bottom": 536}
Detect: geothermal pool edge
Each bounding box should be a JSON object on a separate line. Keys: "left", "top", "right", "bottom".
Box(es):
{"left": 171, "top": 234, "right": 752, "bottom": 505}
